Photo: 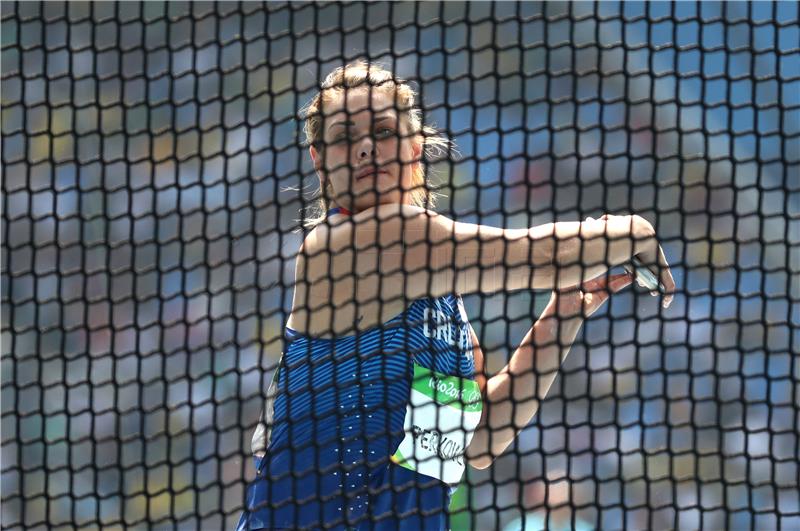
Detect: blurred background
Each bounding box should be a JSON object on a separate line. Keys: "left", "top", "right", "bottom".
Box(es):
{"left": 2, "top": 1, "right": 798, "bottom": 529}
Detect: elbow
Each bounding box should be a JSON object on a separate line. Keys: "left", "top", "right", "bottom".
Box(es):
{"left": 465, "top": 442, "right": 495, "bottom": 470}
{"left": 467, "top": 454, "right": 494, "bottom": 470}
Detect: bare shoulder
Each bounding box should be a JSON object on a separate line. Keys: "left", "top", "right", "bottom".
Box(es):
{"left": 288, "top": 205, "right": 439, "bottom": 335}
{"left": 302, "top": 204, "right": 438, "bottom": 254}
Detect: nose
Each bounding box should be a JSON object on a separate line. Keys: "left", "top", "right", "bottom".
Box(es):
{"left": 356, "top": 134, "right": 376, "bottom": 160}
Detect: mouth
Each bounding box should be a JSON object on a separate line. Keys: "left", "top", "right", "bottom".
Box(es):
{"left": 356, "top": 168, "right": 389, "bottom": 180}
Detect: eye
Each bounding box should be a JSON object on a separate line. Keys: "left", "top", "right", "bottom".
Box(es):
{"left": 375, "top": 127, "right": 396, "bottom": 139}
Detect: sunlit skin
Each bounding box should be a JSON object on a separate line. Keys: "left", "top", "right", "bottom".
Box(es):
{"left": 306, "top": 92, "right": 642, "bottom": 329}
{"left": 294, "top": 82, "right": 672, "bottom": 471}
{"left": 309, "top": 87, "right": 422, "bottom": 213}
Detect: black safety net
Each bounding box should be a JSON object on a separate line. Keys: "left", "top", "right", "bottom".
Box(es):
{"left": 2, "top": 2, "right": 798, "bottom": 529}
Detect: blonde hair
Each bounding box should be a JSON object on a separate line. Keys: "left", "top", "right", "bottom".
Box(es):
{"left": 299, "top": 60, "right": 452, "bottom": 228}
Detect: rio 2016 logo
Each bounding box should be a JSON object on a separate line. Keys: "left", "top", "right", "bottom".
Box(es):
{"left": 428, "top": 377, "right": 481, "bottom": 407}
{"left": 465, "top": 390, "right": 481, "bottom": 405}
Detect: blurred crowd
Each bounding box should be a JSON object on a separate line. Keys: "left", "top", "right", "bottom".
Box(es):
{"left": 2, "top": 1, "right": 797, "bottom": 529}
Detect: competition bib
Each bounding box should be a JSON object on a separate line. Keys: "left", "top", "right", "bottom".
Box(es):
{"left": 390, "top": 363, "right": 483, "bottom": 485}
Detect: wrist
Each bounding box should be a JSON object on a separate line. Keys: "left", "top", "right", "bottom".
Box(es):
{"left": 631, "top": 215, "right": 657, "bottom": 256}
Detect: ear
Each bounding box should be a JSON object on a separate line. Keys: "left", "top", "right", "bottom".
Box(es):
{"left": 309, "top": 145, "right": 326, "bottom": 184}
{"left": 309, "top": 145, "right": 322, "bottom": 172}
{"left": 308, "top": 146, "right": 328, "bottom": 190}
{"left": 412, "top": 141, "right": 423, "bottom": 162}
{"left": 410, "top": 140, "right": 423, "bottom": 173}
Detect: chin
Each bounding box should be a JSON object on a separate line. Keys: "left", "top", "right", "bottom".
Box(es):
{"left": 353, "top": 192, "right": 403, "bottom": 211}
{"left": 352, "top": 170, "right": 393, "bottom": 184}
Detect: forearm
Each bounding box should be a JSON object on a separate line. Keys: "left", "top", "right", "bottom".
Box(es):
{"left": 466, "top": 306, "right": 584, "bottom": 467}
{"left": 403, "top": 210, "right": 662, "bottom": 297}
{"left": 521, "top": 215, "right": 656, "bottom": 290}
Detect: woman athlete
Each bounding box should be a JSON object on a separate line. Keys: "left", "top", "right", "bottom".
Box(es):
{"left": 237, "top": 61, "right": 675, "bottom": 530}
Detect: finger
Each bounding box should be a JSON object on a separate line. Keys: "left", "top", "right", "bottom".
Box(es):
{"left": 583, "top": 271, "right": 626, "bottom": 292}
{"left": 590, "top": 272, "right": 630, "bottom": 288}
{"left": 582, "top": 273, "right": 613, "bottom": 294}
{"left": 583, "top": 273, "right": 631, "bottom": 315}
{"left": 582, "top": 274, "right": 628, "bottom": 307}
{"left": 608, "top": 273, "right": 634, "bottom": 293}
{"left": 656, "top": 246, "right": 676, "bottom": 308}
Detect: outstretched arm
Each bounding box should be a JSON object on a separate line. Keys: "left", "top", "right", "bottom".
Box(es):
{"left": 302, "top": 204, "right": 673, "bottom": 308}
{"left": 465, "top": 272, "right": 633, "bottom": 470}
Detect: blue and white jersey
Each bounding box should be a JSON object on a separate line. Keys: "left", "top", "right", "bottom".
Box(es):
{"left": 237, "top": 294, "right": 479, "bottom": 530}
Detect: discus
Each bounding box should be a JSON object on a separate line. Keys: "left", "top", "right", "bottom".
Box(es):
{"left": 623, "top": 256, "right": 666, "bottom": 294}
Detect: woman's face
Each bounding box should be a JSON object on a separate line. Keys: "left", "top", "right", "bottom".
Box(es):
{"left": 310, "top": 87, "right": 422, "bottom": 212}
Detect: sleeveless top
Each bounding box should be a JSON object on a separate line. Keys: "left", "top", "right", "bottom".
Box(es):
{"left": 236, "top": 294, "right": 482, "bottom": 530}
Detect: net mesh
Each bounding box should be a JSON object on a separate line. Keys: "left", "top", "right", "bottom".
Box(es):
{"left": 2, "top": 1, "right": 799, "bottom": 529}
